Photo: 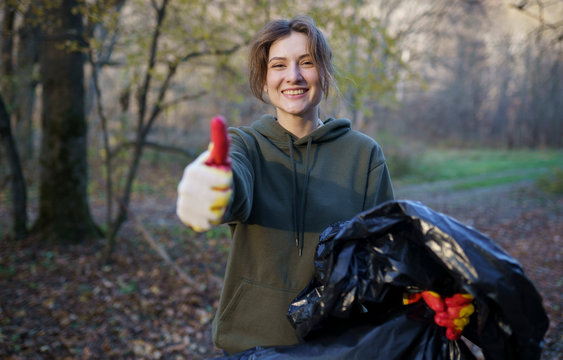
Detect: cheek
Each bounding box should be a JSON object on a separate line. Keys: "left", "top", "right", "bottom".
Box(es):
{"left": 305, "top": 70, "right": 321, "bottom": 87}
{"left": 265, "top": 72, "right": 280, "bottom": 90}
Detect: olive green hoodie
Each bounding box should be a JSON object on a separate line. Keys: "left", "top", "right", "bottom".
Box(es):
{"left": 213, "top": 114, "right": 394, "bottom": 354}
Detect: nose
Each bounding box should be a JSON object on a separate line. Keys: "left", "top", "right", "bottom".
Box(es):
{"left": 287, "top": 63, "right": 304, "bottom": 82}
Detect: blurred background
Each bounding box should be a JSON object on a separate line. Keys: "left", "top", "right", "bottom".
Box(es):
{"left": 0, "top": 0, "right": 562, "bottom": 359}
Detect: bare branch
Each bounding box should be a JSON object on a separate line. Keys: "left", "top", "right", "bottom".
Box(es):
{"left": 141, "top": 43, "right": 242, "bottom": 139}
{"left": 110, "top": 140, "right": 198, "bottom": 160}
{"left": 179, "top": 43, "right": 242, "bottom": 64}
{"left": 137, "top": 0, "right": 170, "bottom": 131}
{"left": 142, "top": 61, "right": 178, "bottom": 139}
{"left": 107, "top": 0, "right": 171, "bottom": 253}
{"left": 509, "top": 0, "right": 563, "bottom": 43}
{"left": 159, "top": 90, "right": 207, "bottom": 110}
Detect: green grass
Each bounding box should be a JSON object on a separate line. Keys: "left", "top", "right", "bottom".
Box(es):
{"left": 395, "top": 148, "right": 563, "bottom": 187}
{"left": 451, "top": 173, "right": 536, "bottom": 190}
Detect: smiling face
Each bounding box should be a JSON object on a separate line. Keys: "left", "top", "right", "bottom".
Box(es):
{"left": 265, "top": 31, "right": 323, "bottom": 124}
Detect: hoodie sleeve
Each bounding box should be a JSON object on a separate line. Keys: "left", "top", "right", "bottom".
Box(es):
{"left": 222, "top": 128, "right": 254, "bottom": 223}
{"left": 364, "top": 144, "right": 395, "bottom": 210}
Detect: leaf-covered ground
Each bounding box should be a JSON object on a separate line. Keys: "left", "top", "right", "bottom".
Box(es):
{"left": 1, "top": 161, "right": 561, "bottom": 359}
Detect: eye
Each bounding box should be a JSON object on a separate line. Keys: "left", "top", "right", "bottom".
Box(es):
{"left": 301, "top": 59, "right": 314, "bottom": 67}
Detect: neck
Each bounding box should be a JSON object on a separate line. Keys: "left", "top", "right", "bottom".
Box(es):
{"left": 277, "top": 112, "right": 321, "bottom": 138}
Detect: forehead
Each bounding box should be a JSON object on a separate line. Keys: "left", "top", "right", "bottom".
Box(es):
{"left": 269, "top": 32, "right": 310, "bottom": 59}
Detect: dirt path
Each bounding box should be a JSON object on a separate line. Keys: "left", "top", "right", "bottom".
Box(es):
{"left": 395, "top": 170, "right": 553, "bottom": 225}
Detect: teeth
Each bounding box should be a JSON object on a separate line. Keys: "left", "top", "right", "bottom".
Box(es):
{"left": 284, "top": 89, "right": 305, "bottom": 95}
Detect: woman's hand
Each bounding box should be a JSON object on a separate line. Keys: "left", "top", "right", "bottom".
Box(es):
{"left": 176, "top": 116, "right": 232, "bottom": 232}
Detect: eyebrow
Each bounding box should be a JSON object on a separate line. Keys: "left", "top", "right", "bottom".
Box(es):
{"left": 268, "top": 54, "right": 311, "bottom": 63}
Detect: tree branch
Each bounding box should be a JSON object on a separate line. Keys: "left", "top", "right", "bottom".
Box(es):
{"left": 107, "top": 0, "right": 170, "bottom": 255}
{"left": 141, "top": 42, "right": 242, "bottom": 140}
{"left": 110, "top": 140, "right": 198, "bottom": 160}
{"left": 179, "top": 43, "right": 242, "bottom": 64}
{"left": 137, "top": 0, "right": 169, "bottom": 133}
{"left": 159, "top": 90, "right": 207, "bottom": 110}
{"left": 509, "top": 1, "right": 563, "bottom": 42}
{"left": 142, "top": 61, "right": 178, "bottom": 139}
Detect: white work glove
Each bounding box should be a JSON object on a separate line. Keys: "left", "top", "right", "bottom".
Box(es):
{"left": 176, "top": 115, "right": 232, "bottom": 232}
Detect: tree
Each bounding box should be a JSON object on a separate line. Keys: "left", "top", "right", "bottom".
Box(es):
{"left": 14, "top": 5, "right": 41, "bottom": 161}
{"left": 85, "top": 0, "right": 269, "bottom": 261}
{"left": 383, "top": 0, "right": 495, "bottom": 146}
{"left": 1, "top": 1, "right": 15, "bottom": 98}
{"left": 0, "top": 92, "right": 27, "bottom": 239}
{"left": 1, "top": 2, "right": 40, "bottom": 162}
{"left": 1, "top": 1, "right": 29, "bottom": 240}
{"left": 306, "top": 0, "right": 407, "bottom": 131}
{"left": 508, "top": 0, "right": 563, "bottom": 147}
{"left": 33, "top": 0, "right": 100, "bottom": 243}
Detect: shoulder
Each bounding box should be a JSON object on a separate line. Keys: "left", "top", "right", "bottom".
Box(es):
{"left": 343, "top": 130, "right": 387, "bottom": 167}
{"left": 228, "top": 127, "right": 256, "bottom": 155}
{"left": 341, "top": 128, "right": 384, "bottom": 150}
{"left": 348, "top": 129, "right": 379, "bottom": 143}
{"left": 227, "top": 121, "right": 272, "bottom": 156}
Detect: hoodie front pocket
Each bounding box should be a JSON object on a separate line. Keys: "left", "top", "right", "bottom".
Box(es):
{"left": 214, "top": 278, "right": 300, "bottom": 354}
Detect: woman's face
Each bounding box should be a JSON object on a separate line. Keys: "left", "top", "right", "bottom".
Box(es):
{"left": 265, "top": 31, "right": 322, "bottom": 122}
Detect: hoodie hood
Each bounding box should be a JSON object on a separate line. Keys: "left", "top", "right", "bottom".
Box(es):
{"left": 251, "top": 114, "right": 351, "bottom": 149}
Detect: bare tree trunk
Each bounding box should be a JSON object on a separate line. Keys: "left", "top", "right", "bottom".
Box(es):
{"left": 0, "top": 93, "right": 27, "bottom": 239}
{"left": 88, "top": 47, "right": 114, "bottom": 259}
{"left": 1, "top": 1, "right": 15, "bottom": 94}
{"left": 346, "top": 0, "right": 361, "bottom": 129}
{"left": 15, "top": 6, "right": 40, "bottom": 162}
{"left": 547, "top": 53, "right": 562, "bottom": 147}
{"left": 34, "top": 0, "right": 100, "bottom": 244}
{"left": 1, "top": 2, "right": 27, "bottom": 239}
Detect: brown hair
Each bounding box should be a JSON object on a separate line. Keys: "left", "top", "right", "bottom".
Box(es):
{"left": 248, "top": 15, "right": 335, "bottom": 103}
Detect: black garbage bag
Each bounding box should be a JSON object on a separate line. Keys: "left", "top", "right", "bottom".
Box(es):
{"left": 214, "top": 200, "right": 549, "bottom": 360}
{"left": 215, "top": 306, "right": 474, "bottom": 360}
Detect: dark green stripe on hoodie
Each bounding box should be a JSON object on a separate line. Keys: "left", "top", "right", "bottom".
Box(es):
{"left": 213, "top": 114, "right": 394, "bottom": 354}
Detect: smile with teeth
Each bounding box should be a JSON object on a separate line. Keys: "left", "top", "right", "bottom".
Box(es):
{"left": 283, "top": 89, "right": 307, "bottom": 95}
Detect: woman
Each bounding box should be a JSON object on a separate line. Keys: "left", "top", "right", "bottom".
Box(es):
{"left": 177, "top": 15, "right": 394, "bottom": 354}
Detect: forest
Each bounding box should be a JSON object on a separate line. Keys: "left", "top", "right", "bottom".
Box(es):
{"left": 1, "top": 0, "right": 562, "bottom": 359}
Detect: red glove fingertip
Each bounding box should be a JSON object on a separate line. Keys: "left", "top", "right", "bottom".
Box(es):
{"left": 206, "top": 115, "right": 231, "bottom": 169}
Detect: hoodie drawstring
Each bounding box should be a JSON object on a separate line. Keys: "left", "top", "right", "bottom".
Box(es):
{"left": 287, "top": 134, "right": 313, "bottom": 257}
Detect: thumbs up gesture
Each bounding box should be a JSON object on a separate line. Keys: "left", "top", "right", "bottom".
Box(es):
{"left": 176, "top": 116, "right": 233, "bottom": 232}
